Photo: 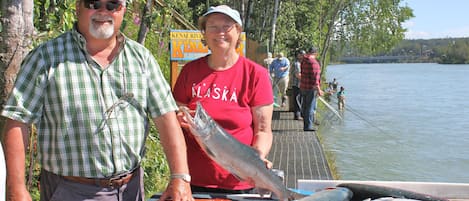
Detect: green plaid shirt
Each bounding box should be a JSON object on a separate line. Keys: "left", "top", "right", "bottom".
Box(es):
{"left": 1, "top": 27, "right": 178, "bottom": 178}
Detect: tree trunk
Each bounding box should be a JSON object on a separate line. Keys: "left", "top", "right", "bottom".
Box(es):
{"left": 244, "top": 0, "right": 254, "bottom": 33}
{"left": 269, "top": 0, "right": 280, "bottom": 53}
{"left": 255, "top": 2, "right": 270, "bottom": 45}
{"left": 137, "top": 0, "right": 154, "bottom": 44}
{"left": 0, "top": 0, "right": 34, "bottom": 115}
{"left": 319, "top": 0, "right": 345, "bottom": 75}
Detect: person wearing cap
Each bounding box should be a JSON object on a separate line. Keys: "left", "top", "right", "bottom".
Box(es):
{"left": 173, "top": 5, "right": 274, "bottom": 194}
{"left": 264, "top": 52, "right": 274, "bottom": 69}
{"left": 300, "top": 47, "right": 324, "bottom": 131}
{"left": 269, "top": 52, "right": 291, "bottom": 107}
{"left": 291, "top": 50, "right": 306, "bottom": 120}
{"left": 1, "top": 0, "right": 192, "bottom": 200}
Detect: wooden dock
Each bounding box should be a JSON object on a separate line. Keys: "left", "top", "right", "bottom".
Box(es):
{"left": 267, "top": 108, "right": 333, "bottom": 189}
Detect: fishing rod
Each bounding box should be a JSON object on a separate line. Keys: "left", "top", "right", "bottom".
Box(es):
{"left": 318, "top": 96, "right": 343, "bottom": 120}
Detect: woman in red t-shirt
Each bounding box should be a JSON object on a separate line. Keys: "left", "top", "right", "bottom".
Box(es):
{"left": 172, "top": 5, "right": 274, "bottom": 193}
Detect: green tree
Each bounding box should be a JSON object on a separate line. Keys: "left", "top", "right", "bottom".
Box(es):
{"left": 440, "top": 40, "right": 469, "bottom": 64}
{"left": 1, "top": 0, "right": 34, "bottom": 109}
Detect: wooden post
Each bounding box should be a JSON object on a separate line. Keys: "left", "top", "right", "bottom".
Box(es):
{"left": 170, "top": 61, "right": 179, "bottom": 89}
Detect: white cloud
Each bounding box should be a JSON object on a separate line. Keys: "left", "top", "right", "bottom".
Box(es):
{"left": 405, "top": 30, "right": 432, "bottom": 39}
{"left": 440, "top": 26, "right": 469, "bottom": 38}
{"left": 405, "top": 27, "right": 469, "bottom": 39}
{"left": 403, "top": 19, "right": 469, "bottom": 39}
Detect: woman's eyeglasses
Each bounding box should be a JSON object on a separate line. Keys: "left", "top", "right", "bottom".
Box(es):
{"left": 205, "top": 24, "right": 236, "bottom": 34}
{"left": 83, "top": 0, "right": 123, "bottom": 12}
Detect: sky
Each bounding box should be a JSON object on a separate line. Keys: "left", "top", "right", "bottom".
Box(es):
{"left": 402, "top": 0, "right": 469, "bottom": 39}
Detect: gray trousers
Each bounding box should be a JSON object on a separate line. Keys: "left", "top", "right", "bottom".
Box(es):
{"left": 273, "top": 76, "right": 289, "bottom": 104}
{"left": 40, "top": 168, "right": 144, "bottom": 201}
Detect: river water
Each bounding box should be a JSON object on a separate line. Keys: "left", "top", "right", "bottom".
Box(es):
{"left": 322, "top": 63, "right": 469, "bottom": 183}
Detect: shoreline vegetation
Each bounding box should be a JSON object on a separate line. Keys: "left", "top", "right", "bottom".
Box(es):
{"left": 316, "top": 130, "right": 340, "bottom": 180}
{"left": 331, "top": 37, "right": 469, "bottom": 64}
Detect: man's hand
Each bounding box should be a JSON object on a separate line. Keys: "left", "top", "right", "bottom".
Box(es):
{"left": 6, "top": 184, "right": 32, "bottom": 201}
{"left": 154, "top": 111, "right": 192, "bottom": 201}
{"left": 317, "top": 87, "right": 324, "bottom": 96}
{"left": 158, "top": 179, "right": 193, "bottom": 201}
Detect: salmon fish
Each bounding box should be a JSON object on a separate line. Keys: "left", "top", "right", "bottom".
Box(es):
{"left": 297, "top": 187, "right": 353, "bottom": 201}
{"left": 367, "top": 198, "right": 421, "bottom": 201}
{"left": 337, "top": 183, "right": 449, "bottom": 201}
{"left": 181, "top": 102, "right": 291, "bottom": 201}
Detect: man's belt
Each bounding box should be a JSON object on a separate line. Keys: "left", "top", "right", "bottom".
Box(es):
{"left": 63, "top": 169, "right": 137, "bottom": 188}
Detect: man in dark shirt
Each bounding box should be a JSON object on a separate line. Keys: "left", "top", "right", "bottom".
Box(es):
{"left": 291, "top": 50, "right": 305, "bottom": 120}
{"left": 300, "top": 47, "right": 324, "bottom": 131}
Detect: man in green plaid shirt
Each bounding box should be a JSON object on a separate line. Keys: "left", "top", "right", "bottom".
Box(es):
{"left": 1, "top": 0, "right": 193, "bottom": 200}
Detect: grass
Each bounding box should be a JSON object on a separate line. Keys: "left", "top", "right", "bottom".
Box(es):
{"left": 316, "top": 102, "right": 342, "bottom": 180}
{"left": 142, "top": 125, "right": 171, "bottom": 198}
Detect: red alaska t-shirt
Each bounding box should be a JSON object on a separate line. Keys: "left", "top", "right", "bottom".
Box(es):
{"left": 172, "top": 55, "right": 273, "bottom": 190}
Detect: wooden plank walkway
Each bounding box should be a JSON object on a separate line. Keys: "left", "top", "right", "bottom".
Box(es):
{"left": 267, "top": 108, "right": 333, "bottom": 189}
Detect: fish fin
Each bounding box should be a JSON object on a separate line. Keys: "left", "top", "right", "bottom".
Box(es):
{"left": 255, "top": 188, "right": 272, "bottom": 198}
{"left": 231, "top": 172, "right": 245, "bottom": 182}
{"left": 295, "top": 187, "right": 353, "bottom": 201}
{"left": 287, "top": 188, "right": 310, "bottom": 200}
{"left": 194, "top": 101, "right": 212, "bottom": 126}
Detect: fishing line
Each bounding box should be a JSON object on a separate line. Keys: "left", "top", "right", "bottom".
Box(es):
{"left": 326, "top": 96, "right": 390, "bottom": 136}
{"left": 318, "top": 96, "right": 342, "bottom": 120}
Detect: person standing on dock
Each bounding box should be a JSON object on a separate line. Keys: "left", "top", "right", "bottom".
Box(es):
{"left": 270, "top": 52, "right": 290, "bottom": 107}
{"left": 173, "top": 5, "right": 274, "bottom": 194}
{"left": 291, "top": 50, "right": 305, "bottom": 120}
{"left": 300, "top": 47, "right": 324, "bottom": 131}
{"left": 264, "top": 52, "right": 274, "bottom": 69}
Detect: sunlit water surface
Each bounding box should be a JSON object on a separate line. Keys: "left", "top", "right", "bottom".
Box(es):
{"left": 322, "top": 63, "right": 469, "bottom": 183}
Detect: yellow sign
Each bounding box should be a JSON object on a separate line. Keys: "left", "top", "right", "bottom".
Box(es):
{"left": 170, "top": 29, "right": 246, "bottom": 61}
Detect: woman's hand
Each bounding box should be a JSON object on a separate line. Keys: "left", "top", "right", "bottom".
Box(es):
{"left": 176, "top": 106, "right": 194, "bottom": 130}
{"left": 261, "top": 158, "right": 273, "bottom": 169}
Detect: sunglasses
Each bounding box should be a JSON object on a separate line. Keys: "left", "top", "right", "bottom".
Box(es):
{"left": 83, "top": 0, "right": 123, "bottom": 12}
